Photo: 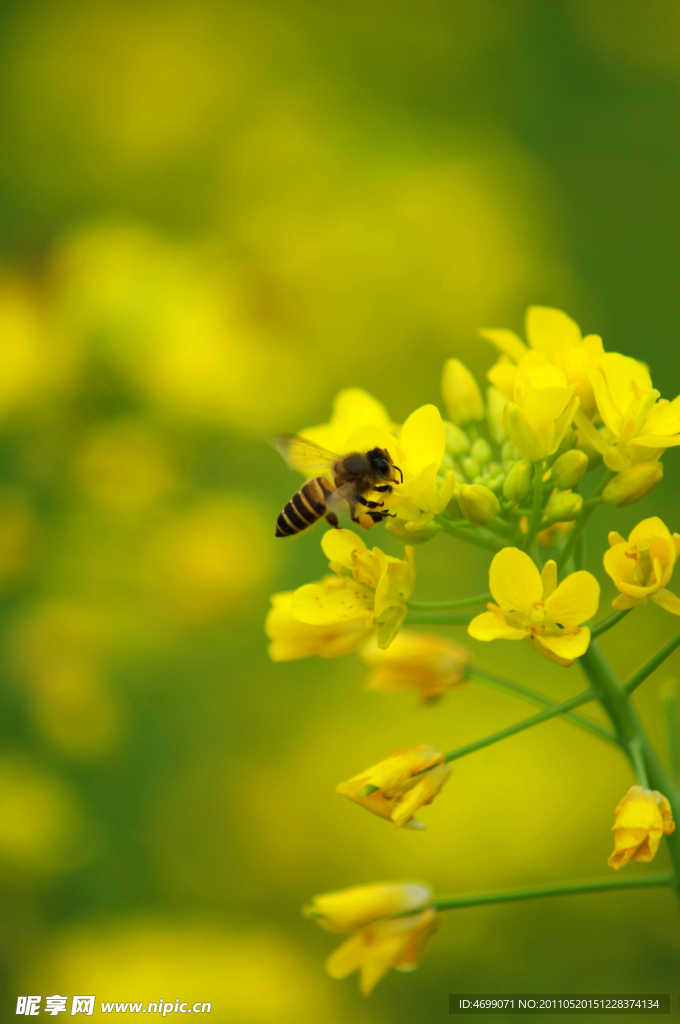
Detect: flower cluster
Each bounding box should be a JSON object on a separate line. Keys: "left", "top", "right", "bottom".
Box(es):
{"left": 266, "top": 305, "right": 680, "bottom": 996}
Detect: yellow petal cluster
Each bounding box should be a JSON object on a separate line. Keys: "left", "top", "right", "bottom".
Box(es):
{"left": 361, "top": 631, "right": 471, "bottom": 702}
{"left": 603, "top": 517, "right": 680, "bottom": 614}
{"left": 305, "top": 881, "right": 438, "bottom": 995}
{"left": 336, "top": 745, "right": 451, "bottom": 829}
{"left": 481, "top": 305, "right": 604, "bottom": 415}
{"left": 292, "top": 388, "right": 457, "bottom": 534}
{"left": 265, "top": 529, "right": 415, "bottom": 660}
{"left": 468, "top": 547, "right": 600, "bottom": 666}
{"left": 608, "top": 785, "right": 675, "bottom": 870}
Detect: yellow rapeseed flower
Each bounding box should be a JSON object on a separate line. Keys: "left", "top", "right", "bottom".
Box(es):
{"left": 304, "top": 881, "right": 432, "bottom": 933}
{"left": 488, "top": 352, "right": 580, "bottom": 463}
{"left": 336, "top": 745, "right": 450, "bottom": 829}
{"left": 603, "top": 517, "right": 680, "bottom": 614}
{"left": 578, "top": 352, "right": 680, "bottom": 471}
{"left": 442, "top": 358, "right": 485, "bottom": 425}
{"left": 265, "top": 591, "right": 374, "bottom": 661}
{"left": 468, "top": 547, "right": 600, "bottom": 666}
{"left": 361, "top": 631, "right": 471, "bottom": 702}
{"left": 325, "top": 906, "right": 440, "bottom": 996}
{"left": 608, "top": 785, "right": 675, "bottom": 870}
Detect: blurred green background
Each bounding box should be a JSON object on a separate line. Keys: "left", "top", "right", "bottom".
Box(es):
{"left": 0, "top": 0, "right": 679, "bottom": 1020}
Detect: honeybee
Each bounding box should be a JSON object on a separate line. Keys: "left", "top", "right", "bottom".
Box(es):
{"left": 271, "top": 435, "right": 403, "bottom": 537}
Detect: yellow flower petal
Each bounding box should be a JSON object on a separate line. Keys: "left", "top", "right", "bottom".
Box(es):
{"left": 525, "top": 306, "right": 582, "bottom": 355}
{"left": 488, "top": 547, "right": 542, "bottom": 614}
{"left": 478, "top": 328, "right": 529, "bottom": 364}
{"left": 533, "top": 628, "right": 591, "bottom": 662}
{"left": 652, "top": 589, "right": 680, "bottom": 615}
{"left": 399, "top": 404, "right": 446, "bottom": 476}
{"left": 467, "top": 610, "right": 527, "bottom": 642}
{"left": 321, "top": 527, "right": 368, "bottom": 569}
{"left": 544, "top": 571, "right": 600, "bottom": 626}
{"left": 292, "top": 579, "right": 372, "bottom": 625}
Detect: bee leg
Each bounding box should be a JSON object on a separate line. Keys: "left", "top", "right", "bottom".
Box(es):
{"left": 356, "top": 495, "right": 384, "bottom": 509}
{"left": 325, "top": 512, "right": 340, "bottom": 528}
{"left": 373, "top": 484, "right": 392, "bottom": 493}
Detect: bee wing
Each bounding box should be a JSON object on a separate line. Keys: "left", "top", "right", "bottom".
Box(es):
{"left": 326, "top": 482, "right": 356, "bottom": 510}
{"left": 270, "top": 434, "right": 340, "bottom": 476}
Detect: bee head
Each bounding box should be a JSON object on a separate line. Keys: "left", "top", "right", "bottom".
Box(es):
{"left": 367, "top": 447, "right": 402, "bottom": 482}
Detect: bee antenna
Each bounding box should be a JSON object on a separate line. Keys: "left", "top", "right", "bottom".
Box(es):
{"left": 395, "top": 464, "right": 403, "bottom": 484}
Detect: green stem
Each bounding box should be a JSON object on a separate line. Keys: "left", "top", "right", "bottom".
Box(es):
{"left": 591, "top": 609, "right": 631, "bottom": 639}
{"left": 431, "top": 873, "right": 674, "bottom": 912}
{"left": 556, "top": 470, "right": 615, "bottom": 572}
{"left": 523, "top": 458, "right": 545, "bottom": 550}
{"left": 624, "top": 631, "right": 680, "bottom": 694}
{"left": 574, "top": 527, "right": 586, "bottom": 572}
{"left": 629, "top": 738, "right": 650, "bottom": 788}
{"left": 443, "top": 689, "right": 597, "bottom": 764}
{"left": 579, "top": 642, "right": 680, "bottom": 894}
{"left": 435, "top": 516, "right": 505, "bottom": 552}
{"left": 662, "top": 683, "right": 680, "bottom": 785}
{"left": 404, "top": 613, "right": 473, "bottom": 626}
{"left": 408, "top": 594, "right": 491, "bottom": 611}
{"left": 470, "top": 668, "right": 619, "bottom": 747}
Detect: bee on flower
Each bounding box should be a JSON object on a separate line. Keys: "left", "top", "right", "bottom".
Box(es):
{"left": 336, "top": 745, "right": 451, "bottom": 829}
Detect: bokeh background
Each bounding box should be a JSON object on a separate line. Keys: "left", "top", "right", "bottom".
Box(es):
{"left": 0, "top": 0, "right": 679, "bottom": 1020}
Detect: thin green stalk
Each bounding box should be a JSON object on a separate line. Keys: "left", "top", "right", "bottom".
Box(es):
{"left": 556, "top": 470, "right": 615, "bottom": 572}
{"left": 435, "top": 515, "right": 505, "bottom": 553}
{"left": 574, "top": 528, "right": 586, "bottom": 572}
{"left": 470, "top": 668, "right": 619, "bottom": 747}
{"left": 443, "top": 689, "right": 597, "bottom": 764}
{"left": 408, "top": 593, "right": 491, "bottom": 611}
{"left": 431, "top": 873, "right": 674, "bottom": 912}
{"left": 662, "top": 683, "right": 680, "bottom": 785}
{"left": 591, "top": 609, "right": 631, "bottom": 639}
{"left": 579, "top": 642, "right": 680, "bottom": 894}
{"left": 523, "top": 458, "right": 545, "bottom": 551}
{"left": 624, "top": 631, "right": 680, "bottom": 694}
{"left": 629, "top": 738, "right": 650, "bottom": 788}
{"left": 405, "top": 613, "right": 474, "bottom": 626}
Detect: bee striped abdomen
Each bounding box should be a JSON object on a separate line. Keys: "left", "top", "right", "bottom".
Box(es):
{"left": 275, "top": 478, "right": 332, "bottom": 537}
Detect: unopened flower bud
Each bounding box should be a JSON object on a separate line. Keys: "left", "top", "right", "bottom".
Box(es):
{"left": 501, "top": 440, "right": 519, "bottom": 463}
{"left": 471, "top": 438, "right": 493, "bottom": 466}
{"left": 462, "top": 457, "right": 481, "bottom": 481}
{"left": 503, "top": 460, "right": 533, "bottom": 503}
{"left": 439, "top": 454, "right": 455, "bottom": 475}
{"left": 459, "top": 484, "right": 500, "bottom": 525}
{"left": 603, "top": 462, "right": 664, "bottom": 508}
{"left": 486, "top": 386, "right": 507, "bottom": 444}
{"left": 442, "top": 359, "right": 485, "bottom": 425}
{"left": 544, "top": 491, "right": 583, "bottom": 524}
{"left": 551, "top": 449, "right": 588, "bottom": 490}
{"left": 444, "top": 421, "right": 470, "bottom": 457}
{"left": 386, "top": 517, "right": 440, "bottom": 544}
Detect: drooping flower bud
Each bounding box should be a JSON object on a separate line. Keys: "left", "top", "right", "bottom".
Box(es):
{"left": 503, "top": 460, "right": 533, "bottom": 503}
{"left": 544, "top": 491, "right": 583, "bottom": 524}
{"left": 602, "top": 462, "right": 664, "bottom": 508}
{"left": 442, "top": 359, "right": 485, "bottom": 425}
{"left": 459, "top": 484, "right": 500, "bottom": 525}
{"left": 551, "top": 449, "right": 588, "bottom": 490}
{"left": 444, "top": 421, "right": 470, "bottom": 457}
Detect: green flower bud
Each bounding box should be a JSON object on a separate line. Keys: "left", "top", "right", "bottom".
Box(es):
{"left": 602, "top": 461, "right": 664, "bottom": 508}
{"left": 462, "top": 457, "right": 481, "bottom": 481}
{"left": 551, "top": 449, "right": 588, "bottom": 490}
{"left": 503, "top": 460, "right": 533, "bottom": 503}
{"left": 442, "top": 359, "right": 485, "bottom": 424}
{"left": 444, "top": 421, "right": 470, "bottom": 457}
{"left": 501, "top": 440, "right": 520, "bottom": 463}
{"left": 486, "top": 475, "right": 505, "bottom": 494}
{"left": 486, "top": 386, "right": 507, "bottom": 445}
{"left": 544, "top": 491, "right": 583, "bottom": 524}
{"left": 459, "top": 484, "right": 500, "bottom": 525}
{"left": 386, "top": 517, "right": 440, "bottom": 544}
{"left": 439, "top": 453, "right": 455, "bottom": 475}
{"left": 471, "top": 438, "right": 493, "bottom": 466}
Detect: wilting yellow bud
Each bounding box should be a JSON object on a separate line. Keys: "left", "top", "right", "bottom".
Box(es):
{"left": 459, "top": 484, "right": 500, "bottom": 525}
{"left": 361, "top": 631, "right": 470, "bottom": 702}
{"left": 326, "top": 906, "right": 440, "bottom": 996}
{"left": 608, "top": 785, "right": 675, "bottom": 870}
{"left": 336, "top": 745, "right": 451, "bottom": 829}
{"left": 503, "top": 460, "right": 533, "bottom": 503}
{"left": 551, "top": 449, "right": 588, "bottom": 490}
{"left": 602, "top": 461, "right": 663, "bottom": 508}
{"left": 543, "top": 491, "right": 583, "bottom": 525}
{"left": 304, "top": 881, "right": 432, "bottom": 933}
{"left": 603, "top": 517, "right": 680, "bottom": 614}
{"left": 442, "top": 359, "right": 485, "bottom": 425}
{"left": 444, "top": 421, "right": 470, "bottom": 457}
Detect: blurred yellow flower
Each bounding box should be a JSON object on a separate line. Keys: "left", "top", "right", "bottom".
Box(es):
{"left": 578, "top": 352, "right": 680, "bottom": 471}
{"left": 361, "top": 631, "right": 470, "bottom": 702}
{"left": 442, "top": 359, "right": 485, "bottom": 425}
{"left": 603, "top": 517, "right": 680, "bottom": 614}
{"left": 326, "top": 907, "right": 440, "bottom": 996}
{"left": 608, "top": 785, "right": 675, "bottom": 870}
{"left": 304, "top": 881, "right": 432, "bottom": 933}
{"left": 489, "top": 352, "right": 580, "bottom": 463}
{"left": 481, "top": 306, "right": 604, "bottom": 415}
{"left": 468, "top": 548, "right": 600, "bottom": 666}
{"left": 336, "top": 744, "right": 450, "bottom": 829}
{"left": 266, "top": 590, "right": 374, "bottom": 661}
